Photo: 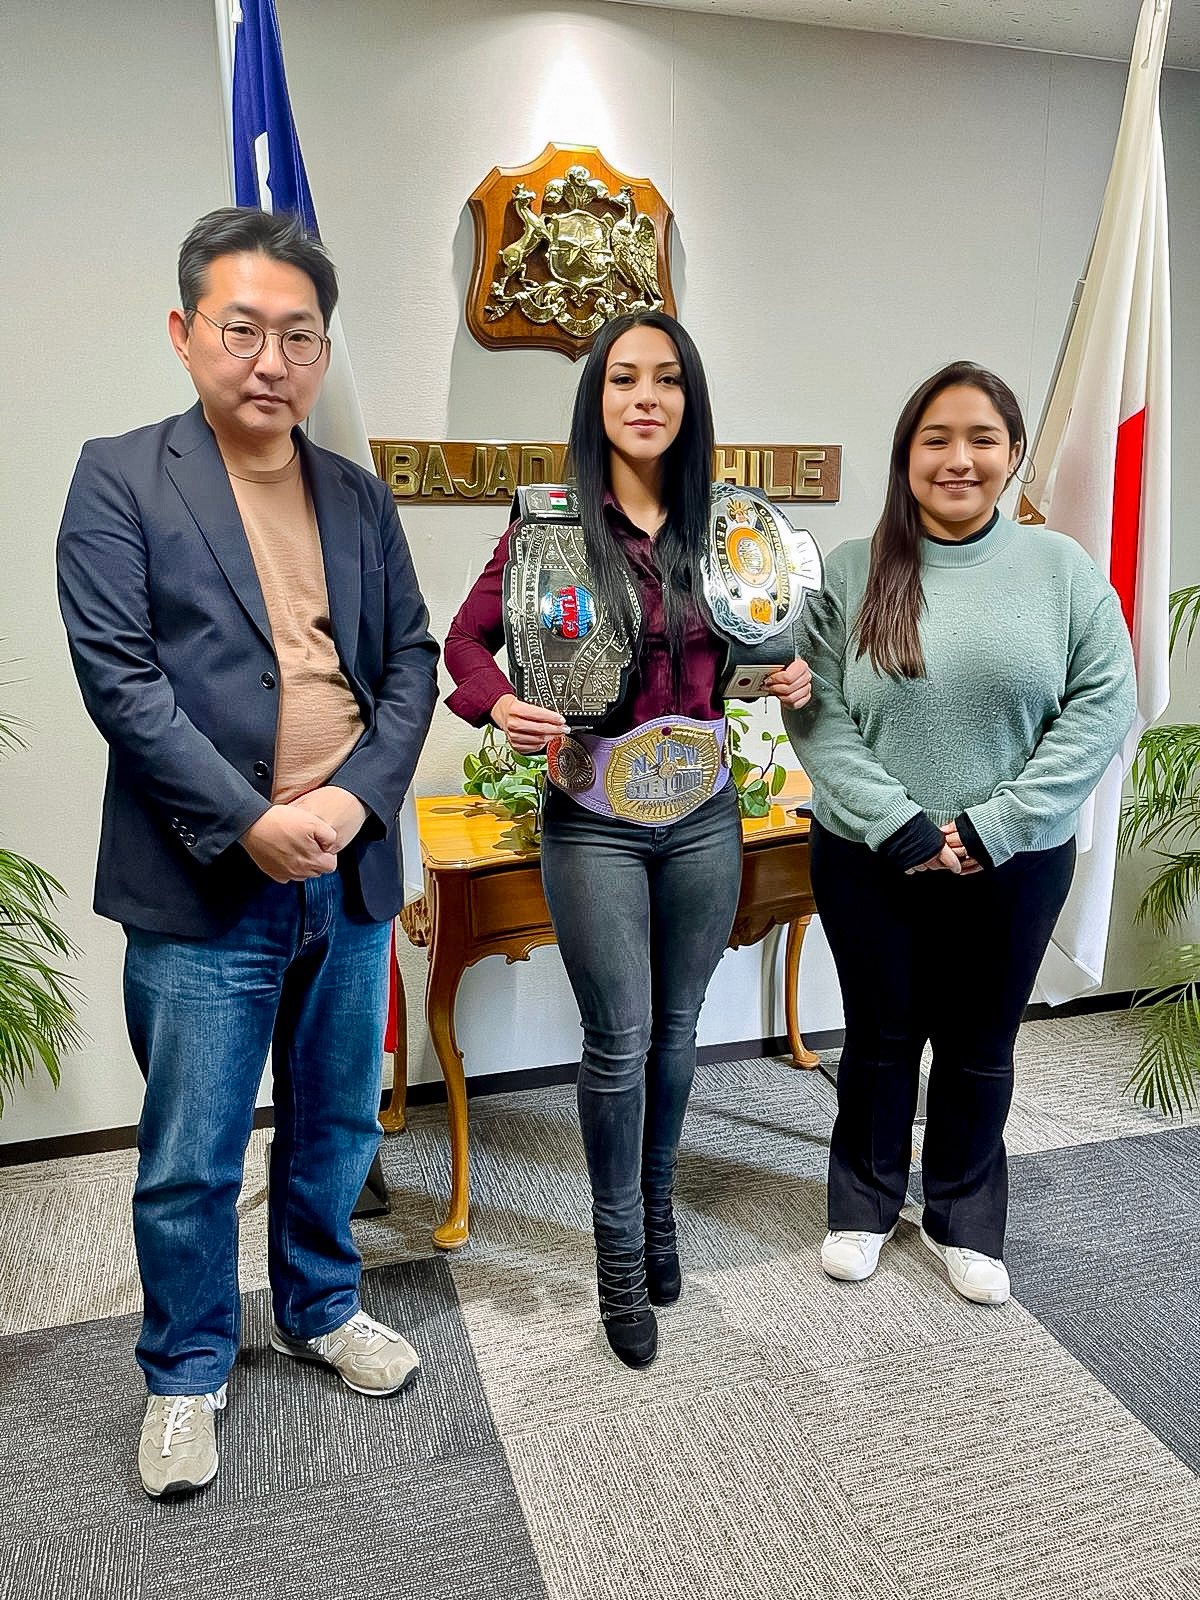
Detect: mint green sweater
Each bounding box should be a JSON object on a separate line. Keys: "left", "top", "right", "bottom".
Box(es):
{"left": 782, "top": 517, "right": 1136, "bottom": 868}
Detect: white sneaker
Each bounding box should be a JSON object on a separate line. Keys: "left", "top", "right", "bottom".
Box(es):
{"left": 820, "top": 1224, "right": 897, "bottom": 1282}
{"left": 271, "top": 1310, "right": 420, "bottom": 1396}
{"left": 921, "top": 1228, "right": 1010, "bottom": 1304}
{"left": 137, "top": 1386, "right": 227, "bottom": 1498}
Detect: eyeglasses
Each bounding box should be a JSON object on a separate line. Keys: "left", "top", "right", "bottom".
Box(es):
{"left": 192, "top": 309, "right": 329, "bottom": 366}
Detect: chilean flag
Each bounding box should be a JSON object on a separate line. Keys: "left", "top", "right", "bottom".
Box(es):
{"left": 213, "top": 0, "right": 423, "bottom": 908}
{"left": 214, "top": 1, "right": 423, "bottom": 1056}
{"left": 1019, "top": 0, "right": 1172, "bottom": 1003}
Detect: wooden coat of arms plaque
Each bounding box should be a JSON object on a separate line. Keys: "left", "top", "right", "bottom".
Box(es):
{"left": 466, "top": 143, "right": 676, "bottom": 360}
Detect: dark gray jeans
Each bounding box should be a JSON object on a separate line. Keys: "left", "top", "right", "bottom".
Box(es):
{"left": 541, "top": 782, "right": 743, "bottom": 1254}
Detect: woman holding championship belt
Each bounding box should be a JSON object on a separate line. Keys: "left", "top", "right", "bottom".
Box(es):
{"left": 784, "top": 363, "right": 1135, "bottom": 1306}
{"left": 446, "top": 312, "right": 811, "bottom": 1368}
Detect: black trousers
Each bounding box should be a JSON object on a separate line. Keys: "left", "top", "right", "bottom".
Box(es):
{"left": 810, "top": 820, "right": 1075, "bottom": 1257}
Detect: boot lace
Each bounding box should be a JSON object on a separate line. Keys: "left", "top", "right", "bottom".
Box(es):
{"left": 596, "top": 1250, "right": 650, "bottom": 1323}
{"left": 643, "top": 1196, "right": 678, "bottom": 1259}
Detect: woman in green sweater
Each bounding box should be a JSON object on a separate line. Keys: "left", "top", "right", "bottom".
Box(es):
{"left": 784, "top": 361, "right": 1135, "bottom": 1305}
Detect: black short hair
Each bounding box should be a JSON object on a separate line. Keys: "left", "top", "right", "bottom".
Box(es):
{"left": 177, "top": 207, "right": 338, "bottom": 328}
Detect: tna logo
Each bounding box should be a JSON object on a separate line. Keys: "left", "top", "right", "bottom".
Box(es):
{"left": 540, "top": 585, "right": 596, "bottom": 640}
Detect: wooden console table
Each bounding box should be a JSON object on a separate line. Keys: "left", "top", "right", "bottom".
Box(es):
{"left": 383, "top": 779, "right": 816, "bottom": 1249}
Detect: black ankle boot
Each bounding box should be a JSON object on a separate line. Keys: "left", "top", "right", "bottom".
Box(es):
{"left": 596, "top": 1248, "right": 658, "bottom": 1368}
{"left": 643, "top": 1194, "right": 682, "bottom": 1307}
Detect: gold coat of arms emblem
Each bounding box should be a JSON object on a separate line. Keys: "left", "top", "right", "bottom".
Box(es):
{"left": 467, "top": 144, "right": 677, "bottom": 360}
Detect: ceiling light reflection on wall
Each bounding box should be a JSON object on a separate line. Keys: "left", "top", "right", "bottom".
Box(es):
{"left": 529, "top": 28, "right": 617, "bottom": 153}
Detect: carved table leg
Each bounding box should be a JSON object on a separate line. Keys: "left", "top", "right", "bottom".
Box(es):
{"left": 425, "top": 876, "right": 471, "bottom": 1250}
{"left": 379, "top": 933, "right": 408, "bottom": 1134}
{"left": 785, "top": 915, "right": 820, "bottom": 1069}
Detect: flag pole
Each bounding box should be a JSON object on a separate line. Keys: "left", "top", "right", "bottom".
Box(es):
{"left": 213, "top": 0, "right": 236, "bottom": 206}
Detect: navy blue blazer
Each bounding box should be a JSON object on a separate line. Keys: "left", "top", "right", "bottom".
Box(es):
{"left": 57, "top": 402, "right": 439, "bottom": 937}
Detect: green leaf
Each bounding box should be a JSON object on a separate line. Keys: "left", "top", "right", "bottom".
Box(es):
{"left": 1135, "top": 852, "right": 1200, "bottom": 935}
{"left": 1168, "top": 584, "right": 1200, "bottom": 656}
{"left": 0, "top": 844, "right": 82, "bottom": 1115}
{"left": 1126, "top": 974, "right": 1200, "bottom": 1117}
{"left": 770, "top": 764, "right": 787, "bottom": 795}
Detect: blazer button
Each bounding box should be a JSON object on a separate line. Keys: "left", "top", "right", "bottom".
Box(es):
{"left": 261, "top": 672, "right": 276, "bottom": 690}
{"left": 254, "top": 760, "right": 270, "bottom": 780}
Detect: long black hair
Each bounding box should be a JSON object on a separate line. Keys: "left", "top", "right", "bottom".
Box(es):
{"left": 565, "top": 310, "right": 715, "bottom": 673}
{"left": 854, "top": 361, "right": 1026, "bottom": 678}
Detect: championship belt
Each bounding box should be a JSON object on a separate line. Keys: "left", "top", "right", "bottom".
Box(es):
{"left": 702, "top": 485, "right": 824, "bottom": 648}
{"left": 503, "top": 484, "right": 640, "bottom": 728}
{"left": 547, "top": 715, "right": 730, "bottom": 827}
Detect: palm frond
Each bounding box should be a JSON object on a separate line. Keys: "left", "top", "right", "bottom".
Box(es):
{"left": 0, "top": 708, "right": 25, "bottom": 757}
{"left": 0, "top": 652, "right": 82, "bottom": 1115}
{"left": 1126, "top": 952, "right": 1200, "bottom": 1117}
{"left": 1120, "top": 725, "right": 1200, "bottom": 851}
{"left": 1123, "top": 793, "right": 1200, "bottom": 857}
{"left": 1168, "top": 584, "right": 1200, "bottom": 656}
{"left": 0, "top": 846, "right": 82, "bottom": 1114}
{"left": 1117, "top": 592, "right": 1200, "bottom": 1120}
{"left": 1134, "top": 851, "right": 1200, "bottom": 934}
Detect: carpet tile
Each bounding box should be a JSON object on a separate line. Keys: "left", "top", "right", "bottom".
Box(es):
{"left": 139, "top": 1451, "right": 546, "bottom": 1600}
{"left": 0, "top": 1257, "right": 545, "bottom": 1600}
{"left": 786, "top": 1322, "right": 1200, "bottom": 1600}
{"left": 0, "top": 1524, "right": 148, "bottom": 1600}
{"left": 1008, "top": 1127, "right": 1200, "bottom": 1473}
{"left": 505, "top": 1380, "right": 913, "bottom": 1600}
{"left": 1, "top": 1014, "right": 1198, "bottom": 1600}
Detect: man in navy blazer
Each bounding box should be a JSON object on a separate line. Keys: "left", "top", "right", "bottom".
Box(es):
{"left": 57, "top": 208, "right": 439, "bottom": 1498}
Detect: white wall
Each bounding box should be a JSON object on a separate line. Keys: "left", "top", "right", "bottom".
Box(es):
{"left": 2, "top": 0, "right": 1197, "bottom": 1144}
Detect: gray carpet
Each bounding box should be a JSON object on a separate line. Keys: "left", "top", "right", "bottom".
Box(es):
{"left": 1007, "top": 1125, "right": 1200, "bottom": 1474}
{"left": 0, "top": 1259, "right": 547, "bottom": 1600}
{"left": 2, "top": 1015, "right": 1199, "bottom": 1599}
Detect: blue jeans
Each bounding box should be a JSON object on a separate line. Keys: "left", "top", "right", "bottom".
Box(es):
{"left": 123, "top": 870, "right": 391, "bottom": 1395}
{"left": 540, "top": 783, "right": 743, "bottom": 1255}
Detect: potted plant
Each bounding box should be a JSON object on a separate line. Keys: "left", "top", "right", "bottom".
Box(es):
{"left": 0, "top": 703, "right": 81, "bottom": 1114}
{"left": 462, "top": 723, "right": 547, "bottom": 822}
{"left": 1118, "top": 585, "right": 1200, "bottom": 1116}
{"left": 725, "top": 705, "right": 791, "bottom": 817}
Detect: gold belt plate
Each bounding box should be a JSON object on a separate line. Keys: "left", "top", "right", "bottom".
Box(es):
{"left": 603, "top": 724, "right": 722, "bottom": 824}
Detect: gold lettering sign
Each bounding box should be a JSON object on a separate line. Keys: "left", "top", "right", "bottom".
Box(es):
{"left": 370, "top": 442, "right": 841, "bottom": 505}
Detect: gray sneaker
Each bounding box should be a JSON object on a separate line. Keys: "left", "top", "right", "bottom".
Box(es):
{"left": 137, "top": 1386, "right": 227, "bottom": 1498}
{"left": 270, "top": 1310, "right": 420, "bottom": 1396}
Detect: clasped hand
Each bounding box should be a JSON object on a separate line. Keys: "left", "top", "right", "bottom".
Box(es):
{"left": 905, "top": 823, "right": 983, "bottom": 877}
{"left": 240, "top": 785, "right": 368, "bottom": 883}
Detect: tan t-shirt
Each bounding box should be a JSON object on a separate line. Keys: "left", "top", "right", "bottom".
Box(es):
{"left": 226, "top": 452, "right": 365, "bottom": 803}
